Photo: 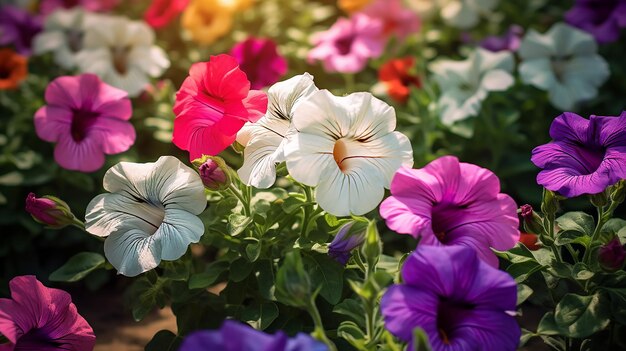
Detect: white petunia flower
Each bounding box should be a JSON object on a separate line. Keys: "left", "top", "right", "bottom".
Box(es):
{"left": 33, "top": 9, "right": 93, "bottom": 70}
{"left": 430, "top": 48, "right": 514, "bottom": 126}
{"left": 85, "top": 156, "right": 206, "bottom": 277}
{"left": 284, "top": 90, "right": 413, "bottom": 217}
{"left": 75, "top": 15, "right": 170, "bottom": 97}
{"left": 236, "top": 73, "right": 318, "bottom": 189}
{"left": 518, "top": 22, "right": 609, "bottom": 111}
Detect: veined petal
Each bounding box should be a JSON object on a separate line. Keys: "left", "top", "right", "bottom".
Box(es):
{"left": 290, "top": 90, "right": 353, "bottom": 138}
{"left": 85, "top": 193, "right": 165, "bottom": 237}
{"left": 154, "top": 208, "right": 204, "bottom": 260}
{"left": 150, "top": 156, "right": 206, "bottom": 214}
{"left": 284, "top": 132, "right": 335, "bottom": 186}
{"left": 238, "top": 133, "right": 285, "bottom": 188}
{"left": 266, "top": 73, "right": 318, "bottom": 121}
{"left": 380, "top": 285, "right": 438, "bottom": 342}
{"left": 104, "top": 229, "right": 161, "bottom": 277}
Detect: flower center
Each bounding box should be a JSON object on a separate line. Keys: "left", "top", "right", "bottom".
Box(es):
{"left": 63, "top": 0, "right": 81, "bottom": 8}
{"left": 436, "top": 298, "right": 476, "bottom": 345}
{"left": 335, "top": 34, "right": 354, "bottom": 55}
{"left": 333, "top": 138, "right": 350, "bottom": 172}
{"left": 551, "top": 54, "right": 573, "bottom": 82}
{"left": 66, "top": 29, "right": 84, "bottom": 53}
{"left": 0, "top": 66, "right": 10, "bottom": 79}
{"left": 111, "top": 46, "right": 131, "bottom": 75}
{"left": 15, "top": 329, "right": 63, "bottom": 349}
{"left": 70, "top": 109, "right": 100, "bottom": 142}
{"left": 431, "top": 202, "right": 469, "bottom": 243}
{"left": 133, "top": 200, "right": 166, "bottom": 235}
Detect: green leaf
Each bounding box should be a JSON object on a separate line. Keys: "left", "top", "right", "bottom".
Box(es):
{"left": 255, "top": 259, "right": 275, "bottom": 300}
{"left": 537, "top": 312, "right": 560, "bottom": 336}
{"left": 281, "top": 194, "right": 308, "bottom": 214}
{"left": 241, "top": 302, "right": 279, "bottom": 330}
{"left": 189, "top": 261, "right": 229, "bottom": 289}
{"left": 333, "top": 298, "right": 366, "bottom": 327}
{"left": 617, "top": 226, "right": 626, "bottom": 245}
{"left": 506, "top": 261, "right": 545, "bottom": 283}
{"left": 49, "top": 252, "right": 105, "bottom": 282}
{"left": 229, "top": 257, "right": 253, "bottom": 282}
{"left": 412, "top": 327, "right": 433, "bottom": 351}
{"left": 302, "top": 252, "right": 344, "bottom": 304}
{"left": 494, "top": 243, "right": 537, "bottom": 264}
{"left": 145, "top": 330, "right": 181, "bottom": 351}
{"left": 228, "top": 214, "right": 253, "bottom": 236}
{"left": 517, "top": 284, "right": 534, "bottom": 305}
{"left": 128, "top": 276, "right": 167, "bottom": 322}
{"left": 554, "top": 230, "right": 591, "bottom": 247}
{"left": 556, "top": 212, "right": 595, "bottom": 236}
{"left": 337, "top": 321, "right": 366, "bottom": 349}
{"left": 571, "top": 263, "right": 594, "bottom": 280}
{"left": 599, "top": 218, "right": 626, "bottom": 244}
{"left": 246, "top": 242, "right": 262, "bottom": 262}
{"left": 554, "top": 292, "right": 610, "bottom": 338}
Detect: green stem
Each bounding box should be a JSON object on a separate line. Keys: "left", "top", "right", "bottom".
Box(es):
{"left": 306, "top": 299, "right": 337, "bottom": 351}
{"left": 71, "top": 218, "right": 86, "bottom": 231}
{"left": 228, "top": 184, "right": 250, "bottom": 217}
{"left": 583, "top": 206, "right": 607, "bottom": 264}
{"left": 343, "top": 73, "right": 355, "bottom": 93}
{"left": 300, "top": 185, "right": 314, "bottom": 237}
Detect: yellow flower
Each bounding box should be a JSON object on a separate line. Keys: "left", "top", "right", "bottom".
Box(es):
{"left": 337, "top": 0, "right": 373, "bottom": 13}
{"left": 182, "top": 0, "right": 235, "bottom": 45}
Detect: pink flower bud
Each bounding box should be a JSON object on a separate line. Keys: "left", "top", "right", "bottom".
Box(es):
{"left": 25, "top": 193, "right": 77, "bottom": 229}
{"left": 192, "top": 155, "right": 232, "bottom": 191}
{"left": 598, "top": 238, "right": 625, "bottom": 272}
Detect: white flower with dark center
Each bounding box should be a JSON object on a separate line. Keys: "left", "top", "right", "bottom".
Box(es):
{"left": 75, "top": 15, "right": 170, "bottom": 97}
{"left": 85, "top": 156, "right": 206, "bottom": 277}
{"left": 518, "top": 22, "right": 609, "bottom": 111}
{"left": 33, "top": 8, "right": 93, "bottom": 70}
{"left": 430, "top": 48, "right": 514, "bottom": 126}
{"left": 284, "top": 90, "right": 413, "bottom": 217}
{"left": 236, "top": 73, "right": 318, "bottom": 189}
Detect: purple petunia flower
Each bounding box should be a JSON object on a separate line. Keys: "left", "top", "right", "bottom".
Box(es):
{"left": 0, "top": 275, "right": 96, "bottom": 351}
{"left": 229, "top": 37, "right": 288, "bottom": 90}
{"left": 379, "top": 156, "right": 519, "bottom": 267}
{"left": 480, "top": 25, "right": 523, "bottom": 52}
{"left": 531, "top": 111, "right": 626, "bottom": 198}
{"left": 0, "top": 5, "right": 42, "bottom": 56}
{"left": 328, "top": 222, "right": 366, "bottom": 265}
{"left": 179, "top": 320, "right": 328, "bottom": 351}
{"left": 565, "top": 0, "right": 626, "bottom": 44}
{"left": 381, "top": 245, "right": 520, "bottom": 351}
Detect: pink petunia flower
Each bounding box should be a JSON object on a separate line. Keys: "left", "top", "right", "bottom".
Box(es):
{"left": 34, "top": 74, "right": 135, "bottom": 173}
{"left": 360, "top": 0, "right": 420, "bottom": 42}
{"left": 172, "top": 54, "right": 268, "bottom": 159}
{"left": 144, "top": 0, "right": 190, "bottom": 29}
{"left": 229, "top": 37, "right": 288, "bottom": 90}
{"left": 379, "top": 156, "right": 520, "bottom": 267}
{"left": 307, "top": 14, "right": 385, "bottom": 74}
{"left": 39, "top": 0, "right": 119, "bottom": 16}
{"left": 0, "top": 275, "right": 96, "bottom": 351}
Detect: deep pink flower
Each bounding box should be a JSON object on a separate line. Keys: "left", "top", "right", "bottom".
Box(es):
{"left": 34, "top": 74, "right": 135, "bottom": 173}
{"left": 39, "top": 0, "right": 119, "bottom": 15}
{"left": 0, "top": 275, "right": 96, "bottom": 351}
{"left": 379, "top": 156, "right": 520, "bottom": 266}
{"left": 360, "top": 0, "right": 420, "bottom": 41}
{"left": 25, "top": 192, "right": 77, "bottom": 228}
{"left": 307, "top": 14, "right": 384, "bottom": 74}
{"left": 144, "top": 0, "right": 189, "bottom": 29}
{"left": 229, "top": 37, "right": 288, "bottom": 90}
{"left": 173, "top": 54, "right": 268, "bottom": 159}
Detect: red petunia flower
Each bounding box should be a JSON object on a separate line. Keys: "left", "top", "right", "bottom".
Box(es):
{"left": 378, "top": 57, "right": 421, "bottom": 103}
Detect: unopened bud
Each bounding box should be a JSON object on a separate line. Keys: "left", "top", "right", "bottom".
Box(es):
{"left": 519, "top": 204, "right": 545, "bottom": 235}
{"left": 598, "top": 237, "right": 625, "bottom": 272}
{"left": 192, "top": 155, "right": 232, "bottom": 191}
{"left": 610, "top": 180, "right": 626, "bottom": 205}
{"left": 25, "top": 193, "right": 78, "bottom": 229}
{"left": 361, "top": 220, "right": 382, "bottom": 270}
{"left": 541, "top": 189, "right": 559, "bottom": 216}
{"left": 329, "top": 221, "right": 367, "bottom": 265}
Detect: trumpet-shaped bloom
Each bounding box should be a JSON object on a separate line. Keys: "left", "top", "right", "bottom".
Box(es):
{"left": 377, "top": 57, "right": 421, "bottom": 103}
{"left": 0, "top": 275, "right": 96, "bottom": 351}
{"left": 308, "top": 14, "right": 384, "bottom": 74}
{"left": 360, "top": 0, "right": 420, "bottom": 41}
{"left": 284, "top": 90, "right": 413, "bottom": 216}
{"left": 379, "top": 156, "right": 519, "bottom": 266}
{"left": 0, "top": 5, "right": 42, "bottom": 56}
{"left": 0, "top": 48, "right": 27, "bottom": 90}
{"left": 144, "top": 0, "right": 189, "bottom": 29}
{"left": 237, "top": 73, "right": 318, "bottom": 188}
{"left": 229, "top": 37, "right": 288, "bottom": 90}
{"left": 565, "top": 0, "right": 626, "bottom": 44}
{"left": 531, "top": 111, "right": 626, "bottom": 198}
{"left": 181, "top": 0, "right": 235, "bottom": 45}
{"left": 33, "top": 8, "right": 92, "bottom": 70}
{"left": 39, "top": 0, "right": 119, "bottom": 15}
{"left": 75, "top": 15, "right": 170, "bottom": 97}
{"left": 518, "top": 22, "right": 609, "bottom": 111}
{"left": 381, "top": 245, "right": 519, "bottom": 351}
{"left": 173, "top": 54, "right": 268, "bottom": 160}
{"left": 180, "top": 320, "right": 328, "bottom": 351}
{"left": 430, "top": 48, "right": 514, "bottom": 126}
{"left": 85, "top": 156, "right": 207, "bottom": 277}
{"left": 34, "top": 74, "right": 135, "bottom": 172}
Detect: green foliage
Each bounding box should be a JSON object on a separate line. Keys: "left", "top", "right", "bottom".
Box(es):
{"left": 49, "top": 252, "right": 106, "bottom": 282}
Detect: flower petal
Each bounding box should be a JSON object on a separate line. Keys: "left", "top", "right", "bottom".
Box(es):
{"left": 380, "top": 285, "right": 438, "bottom": 342}
{"left": 104, "top": 229, "right": 161, "bottom": 277}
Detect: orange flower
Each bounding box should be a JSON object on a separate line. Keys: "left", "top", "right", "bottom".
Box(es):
{"left": 338, "top": 0, "right": 372, "bottom": 13}
{"left": 181, "top": 0, "right": 234, "bottom": 45}
{"left": 0, "top": 48, "right": 27, "bottom": 90}
{"left": 378, "top": 57, "right": 421, "bottom": 103}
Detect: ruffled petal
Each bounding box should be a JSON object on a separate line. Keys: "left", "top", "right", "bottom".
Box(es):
{"left": 238, "top": 133, "right": 285, "bottom": 188}
{"left": 284, "top": 132, "right": 335, "bottom": 186}
{"left": 451, "top": 308, "right": 520, "bottom": 351}
{"left": 380, "top": 285, "right": 438, "bottom": 342}
{"left": 154, "top": 208, "right": 204, "bottom": 260}
{"left": 104, "top": 229, "right": 161, "bottom": 277}
{"left": 53, "top": 136, "right": 106, "bottom": 172}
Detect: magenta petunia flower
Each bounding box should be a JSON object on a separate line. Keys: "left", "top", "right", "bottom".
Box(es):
{"left": 381, "top": 245, "right": 520, "bottom": 351}
{"left": 565, "top": 0, "right": 626, "bottom": 44}
{"left": 229, "top": 37, "right": 288, "bottom": 90}
{"left": 379, "top": 156, "right": 519, "bottom": 266}
{"left": 360, "top": 0, "right": 420, "bottom": 42}
{"left": 39, "top": 0, "right": 119, "bottom": 16}
{"left": 34, "top": 73, "right": 135, "bottom": 173}
{"left": 307, "top": 14, "right": 384, "bottom": 74}
{"left": 0, "top": 5, "right": 42, "bottom": 56}
{"left": 531, "top": 111, "right": 626, "bottom": 198}
{"left": 0, "top": 275, "right": 96, "bottom": 351}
